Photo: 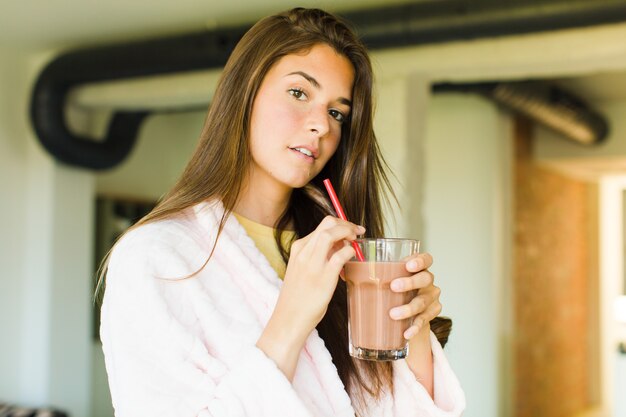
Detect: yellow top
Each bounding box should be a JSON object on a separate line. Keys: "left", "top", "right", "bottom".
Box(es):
{"left": 233, "top": 213, "right": 297, "bottom": 280}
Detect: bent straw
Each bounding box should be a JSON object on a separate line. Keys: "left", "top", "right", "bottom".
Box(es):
{"left": 322, "top": 179, "right": 366, "bottom": 262}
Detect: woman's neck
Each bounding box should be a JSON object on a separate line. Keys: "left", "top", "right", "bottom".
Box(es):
{"left": 233, "top": 175, "right": 292, "bottom": 228}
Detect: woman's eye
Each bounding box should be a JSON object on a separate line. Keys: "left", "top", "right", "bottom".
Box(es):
{"left": 329, "top": 109, "right": 346, "bottom": 123}
{"left": 288, "top": 88, "right": 307, "bottom": 100}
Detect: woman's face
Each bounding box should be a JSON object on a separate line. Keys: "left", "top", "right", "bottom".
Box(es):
{"left": 248, "top": 43, "right": 355, "bottom": 194}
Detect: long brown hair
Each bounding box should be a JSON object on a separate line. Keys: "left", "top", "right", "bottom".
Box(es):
{"left": 98, "top": 7, "right": 447, "bottom": 403}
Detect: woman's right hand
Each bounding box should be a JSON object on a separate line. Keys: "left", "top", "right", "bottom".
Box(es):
{"left": 256, "top": 216, "right": 364, "bottom": 380}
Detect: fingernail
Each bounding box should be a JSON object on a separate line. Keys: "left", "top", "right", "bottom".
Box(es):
{"left": 404, "top": 326, "right": 416, "bottom": 339}
{"left": 391, "top": 280, "right": 403, "bottom": 291}
{"left": 357, "top": 225, "right": 366, "bottom": 234}
{"left": 390, "top": 308, "right": 403, "bottom": 319}
{"left": 407, "top": 260, "right": 418, "bottom": 270}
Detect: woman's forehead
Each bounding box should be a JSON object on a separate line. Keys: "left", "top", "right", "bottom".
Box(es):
{"left": 266, "top": 44, "right": 355, "bottom": 96}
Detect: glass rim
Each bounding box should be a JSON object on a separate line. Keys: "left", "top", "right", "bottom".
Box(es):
{"left": 354, "top": 238, "right": 419, "bottom": 244}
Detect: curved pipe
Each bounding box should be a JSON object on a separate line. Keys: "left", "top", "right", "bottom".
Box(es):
{"left": 30, "top": 28, "right": 247, "bottom": 170}
{"left": 31, "top": 1, "right": 625, "bottom": 169}
{"left": 31, "top": 67, "right": 150, "bottom": 169}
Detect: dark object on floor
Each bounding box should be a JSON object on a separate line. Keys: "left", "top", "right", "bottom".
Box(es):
{"left": 0, "top": 403, "right": 69, "bottom": 417}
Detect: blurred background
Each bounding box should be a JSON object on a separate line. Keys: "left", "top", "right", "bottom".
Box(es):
{"left": 2, "top": 0, "right": 626, "bottom": 416}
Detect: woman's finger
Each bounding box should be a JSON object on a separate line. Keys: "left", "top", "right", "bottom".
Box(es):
{"left": 291, "top": 216, "right": 362, "bottom": 256}
{"left": 390, "top": 270, "right": 434, "bottom": 292}
{"left": 290, "top": 222, "right": 362, "bottom": 269}
{"left": 327, "top": 245, "right": 357, "bottom": 277}
{"left": 389, "top": 296, "right": 425, "bottom": 320}
{"left": 404, "top": 300, "right": 443, "bottom": 340}
{"left": 404, "top": 252, "right": 433, "bottom": 273}
{"left": 308, "top": 223, "right": 363, "bottom": 257}
{"left": 317, "top": 215, "right": 364, "bottom": 234}
{"left": 389, "top": 284, "right": 441, "bottom": 320}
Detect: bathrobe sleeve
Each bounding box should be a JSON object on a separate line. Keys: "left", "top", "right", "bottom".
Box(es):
{"left": 99, "top": 227, "right": 315, "bottom": 417}
{"left": 356, "top": 332, "right": 465, "bottom": 417}
{"left": 389, "top": 332, "right": 466, "bottom": 416}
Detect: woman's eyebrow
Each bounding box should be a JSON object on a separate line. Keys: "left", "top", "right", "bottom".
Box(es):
{"left": 287, "top": 71, "right": 320, "bottom": 88}
{"left": 287, "top": 71, "right": 352, "bottom": 107}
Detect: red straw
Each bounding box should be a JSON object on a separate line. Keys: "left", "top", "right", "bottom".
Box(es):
{"left": 322, "top": 178, "right": 366, "bottom": 262}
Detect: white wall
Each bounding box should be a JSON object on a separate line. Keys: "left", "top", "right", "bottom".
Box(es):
{"left": 0, "top": 45, "right": 29, "bottom": 402}
{"left": 597, "top": 175, "right": 626, "bottom": 416}
{"left": 375, "top": 73, "right": 430, "bottom": 239}
{"left": 95, "top": 111, "right": 204, "bottom": 201}
{"left": 422, "top": 94, "right": 511, "bottom": 417}
{"left": 0, "top": 45, "right": 95, "bottom": 417}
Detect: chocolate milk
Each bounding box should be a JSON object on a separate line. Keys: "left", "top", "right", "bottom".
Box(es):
{"left": 344, "top": 261, "right": 415, "bottom": 352}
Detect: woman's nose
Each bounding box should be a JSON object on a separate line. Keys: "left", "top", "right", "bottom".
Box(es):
{"left": 307, "top": 105, "right": 330, "bottom": 138}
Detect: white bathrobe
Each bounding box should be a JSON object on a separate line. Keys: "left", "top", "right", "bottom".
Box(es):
{"left": 100, "top": 200, "right": 465, "bottom": 417}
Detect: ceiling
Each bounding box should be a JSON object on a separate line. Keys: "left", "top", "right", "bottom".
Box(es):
{"left": 0, "top": 0, "right": 418, "bottom": 50}
{"left": 3, "top": 0, "right": 626, "bottom": 103}
{"left": 554, "top": 69, "right": 626, "bottom": 102}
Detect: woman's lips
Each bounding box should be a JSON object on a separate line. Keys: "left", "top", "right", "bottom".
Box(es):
{"left": 289, "top": 147, "right": 315, "bottom": 163}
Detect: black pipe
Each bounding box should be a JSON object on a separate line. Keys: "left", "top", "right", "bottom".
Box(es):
{"left": 29, "top": 28, "right": 247, "bottom": 169}
{"left": 31, "top": 0, "right": 625, "bottom": 170}
{"left": 348, "top": 0, "right": 626, "bottom": 48}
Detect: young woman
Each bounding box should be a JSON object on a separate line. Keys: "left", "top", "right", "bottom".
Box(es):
{"left": 99, "top": 7, "right": 465, "bottom": 417}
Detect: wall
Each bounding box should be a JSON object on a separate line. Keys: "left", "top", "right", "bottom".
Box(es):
{"left": 421, "top": 93, "right": 512, "bottom": 417}
{"left": 1, "top": 46, "right": 96, "bottom": 416}
{"left": 596, "top": 175, "right": 626, "bottom": 416}
{"left": 95, "top": 111, "right": 204, "bottom": 201}
{"left": 0, "top": 45, "right": 29, "bottom": 402}
{"left": 514, "top": 118, "right": 595, "bottom": 416}
{"left": 375, "top": 73, "right": 429, "bottom": 240}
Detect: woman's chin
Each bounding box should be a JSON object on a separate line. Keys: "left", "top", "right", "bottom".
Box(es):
{"left": 285, "top": 179, "right": 311, "bottom": 190}
{"left": 279, "top": 173, "right": 318, "bottom": 190}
